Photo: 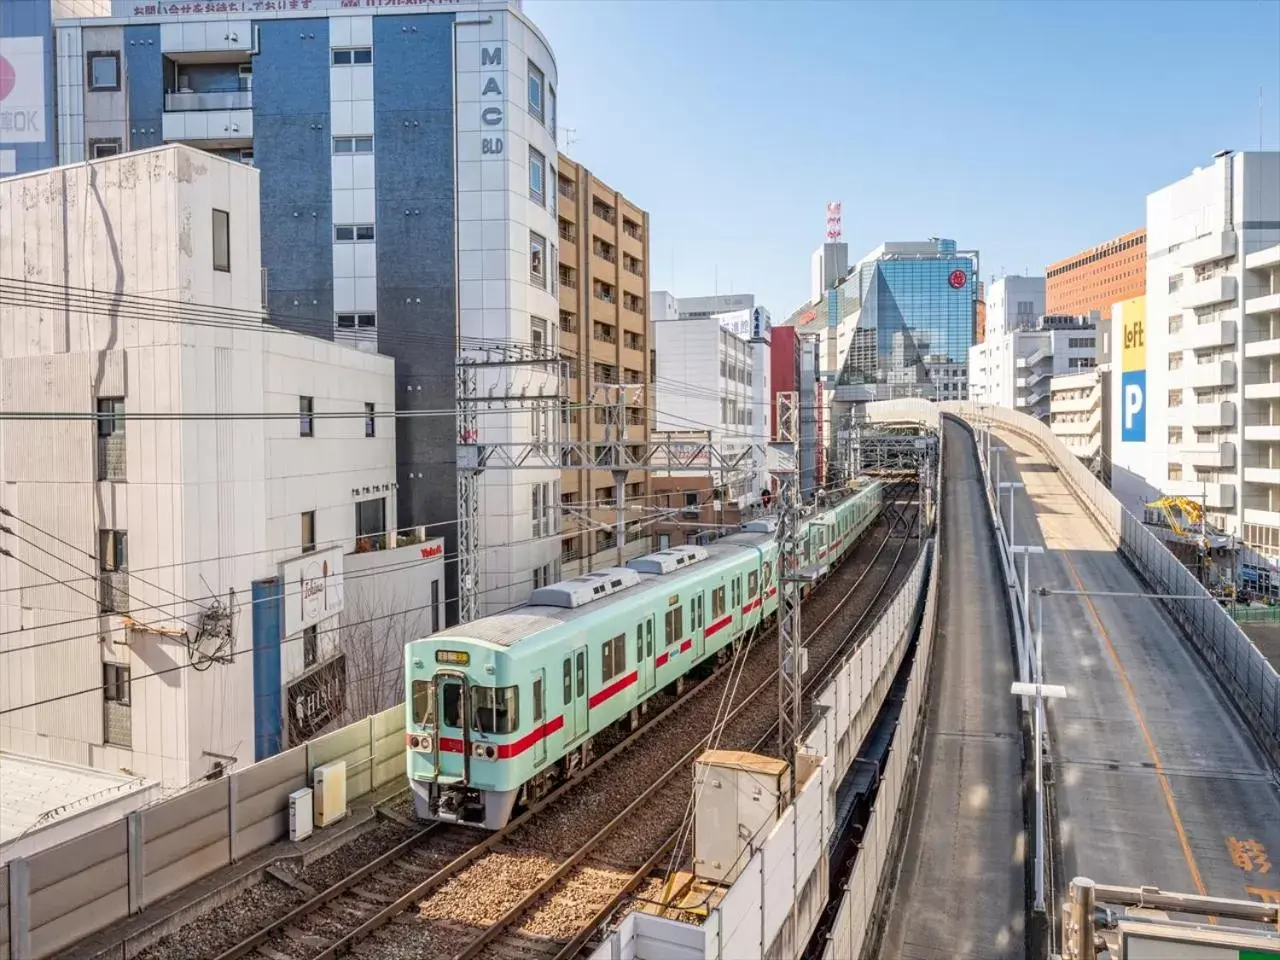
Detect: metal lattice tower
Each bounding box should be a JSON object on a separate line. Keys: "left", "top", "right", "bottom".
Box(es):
{"left": 456, "top": 359, "right": 777, "bottom": 623}
{"left": 772, "top": 391, "right": 804, "bottom": 770}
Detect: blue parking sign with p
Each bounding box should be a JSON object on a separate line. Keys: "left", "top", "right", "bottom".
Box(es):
{"left": 1121, "top": 370, "right": 1146, "bottom": 442}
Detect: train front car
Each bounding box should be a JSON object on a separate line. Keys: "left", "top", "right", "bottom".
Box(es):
{"left": 405, "top": 618, "right": 547, "bottom": 830}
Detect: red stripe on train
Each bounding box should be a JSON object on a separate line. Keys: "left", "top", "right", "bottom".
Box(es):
{"left": 704, "top": 614, "right": 733, "bottom": 638}
{"left": 741, "top": 597, "right": 762, "bottom": 614}
{"left": 589, "top": 670, "right": 638, "bottom": 709}
{"left": 436, "top": 713, "right": 567, "bottom": 759}
{"left": 680, "top": 637, "right": 693, "bottom": 653}
{"left": 656, "top": 651, "right": 670, "bottom": 668}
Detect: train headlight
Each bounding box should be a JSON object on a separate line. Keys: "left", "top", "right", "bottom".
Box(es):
{"left": 410, "top": 736, "right": 420, "bottom": 748}
{"left": 419, "top": 734, "right": 433, "bottom": 752}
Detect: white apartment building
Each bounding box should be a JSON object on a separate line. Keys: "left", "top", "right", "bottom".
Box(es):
{"left": 985, "top": 275, "right": 1046, "bottom": 339}
{"left": 1110, "top": 150, "right": 1280, "bottom": 554}
{"left": 1049, "top": 369, "right": 1108, "bottom": 471}
{"left": 651, "top": 292, "right": 772, "bottom": 505}
{"left": 0, "top": 146, "right": 444, "bottom": 788}
{"left": 968, "top": 318, "right": 1100, "bottom": 419}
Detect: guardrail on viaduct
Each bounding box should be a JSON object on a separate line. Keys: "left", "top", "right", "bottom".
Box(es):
{"left": 867, "top": 399, "right": 1280, "bottom": 773}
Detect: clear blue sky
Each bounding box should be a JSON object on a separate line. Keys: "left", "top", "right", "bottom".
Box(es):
{"left": 524, "top": 0, "right": 1280, "bottom": 317}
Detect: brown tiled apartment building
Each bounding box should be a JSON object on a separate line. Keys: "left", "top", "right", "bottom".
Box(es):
{"left": 1046, "top": 228, "right": 1146, "bottom": 320}
{"left": 555, "top": 155, "right": 653, "bottom": 576}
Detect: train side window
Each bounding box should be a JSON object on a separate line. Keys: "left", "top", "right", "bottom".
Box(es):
{"left": 646, "top": 619, "right": 653, "bottom": 655}
{"left": 533, "top": 677, "right": 544, "bottom": 725}
{"left": 442, "top": 683, "right": 463, "bottom": 728}
{"left": 611, "top": 634, "right": 625, "bottom": 679}
{"left": 563, "top": 659, "right": 572, "bottom": 705}
{"left": 712, "top": 586, "right": 725, "bottom": 620}
{"left": 748, "top": 571, "right": 759, "bottom": 598}
{"left": 665, "top": 607, "right": 684, "bottom": 645}
{"left": 602, "top": 637, "right": 613, "bottom": 682}
{"left": 576, "top": 651, "right": 585, "bottom": 698}
{"left": 636, "top": 624, "right": 644, "bottom": 662}
{"left": 412, "top": 679, "right": 435, "bottom": 727}
{"left": 764, "top": 561, "right": 773, "bottom": 586}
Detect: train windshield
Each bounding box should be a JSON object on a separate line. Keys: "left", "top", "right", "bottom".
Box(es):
{"left": 441, "top": 681, "right": 464, "bottom": 728}
{"left": 472, "top": 685, "right": 520, "bottom": 735}
{"left": 411, "top": 679, "right": 435, "bottom": 727}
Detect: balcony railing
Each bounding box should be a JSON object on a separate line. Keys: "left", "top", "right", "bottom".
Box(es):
{"left": 352, "top": 526, "right": 433, "bottom": 554}
{"left": 165, "top": 89, "right": 253, "bottom": 112}
{"left": 100, "top": 570, "right": 130, "bottom": 613}
{"left": 559, "top": 269, "right": 577, "bottom": 290}
{"left": 98, "top": 434, "right": 126, "bottom": 482}
{"left": 558, "top": 180, "right": 576, "bottom": 201}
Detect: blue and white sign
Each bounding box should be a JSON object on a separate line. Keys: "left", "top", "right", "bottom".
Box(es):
{"left": 1121, "top": 370, "right": 1146, "bottom": 443}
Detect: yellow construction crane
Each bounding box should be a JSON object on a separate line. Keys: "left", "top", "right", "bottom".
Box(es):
{"left": 1145, "top": 496, "right": 1207, "bottom": 540}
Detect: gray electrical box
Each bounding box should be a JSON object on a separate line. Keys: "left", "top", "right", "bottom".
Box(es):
{"left": 692, "top": 750, "right": 790, "bottom": 885}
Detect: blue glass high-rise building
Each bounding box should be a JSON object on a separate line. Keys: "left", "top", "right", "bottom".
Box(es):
{"left": 835, "top": 238, "right": 979, "bottom": 402}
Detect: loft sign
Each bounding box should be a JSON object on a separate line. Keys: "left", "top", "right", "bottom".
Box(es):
{"left": 480, "top": 44, "right": 504, "bottom": 157}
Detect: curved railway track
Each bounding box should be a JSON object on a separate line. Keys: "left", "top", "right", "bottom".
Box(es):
{"left": 452, "top": 506, "right": 922, "bottom": 960}
{"left": 157, "top": 492, "right": 917, "bottom": 960}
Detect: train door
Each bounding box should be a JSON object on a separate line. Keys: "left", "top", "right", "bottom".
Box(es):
{"left": 531, "top": 669, "right": 547, "bottom": 767}
{"left": 637, "top": 619, "right": 655, "bottom": 697}
{"left": 436, "top": 672, "right": 470, "bottom": 784}
{"left": 573, "top": 650, "right": 586, "bottom": 742}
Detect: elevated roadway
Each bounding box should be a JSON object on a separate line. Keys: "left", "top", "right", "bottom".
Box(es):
{"left": 878, "top": 419, "right": 1026, "bottom": 959}
{"left": 993, "top": 428, "right": 1280, "bottom": 906}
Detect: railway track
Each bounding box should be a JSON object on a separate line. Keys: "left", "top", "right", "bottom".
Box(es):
{"left": 458, "top": 505, "right": 923, "bottom": 960}
{"left": 338, "top": 503, "right": 923, "bottom": 960}
{"left": 143, "top": 497, "right": 911, "bottom": 960}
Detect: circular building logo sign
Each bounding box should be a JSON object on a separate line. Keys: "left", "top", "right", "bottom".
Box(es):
{"left": 948, "top": 269, "right": 968, "bottom": 289}
{"left": 0, "top": 56, "right": 16, "bottom": 102}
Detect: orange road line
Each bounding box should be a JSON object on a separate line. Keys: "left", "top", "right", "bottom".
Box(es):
{"left": 1061, "top": 551, "right": 1209, "bottom": 899}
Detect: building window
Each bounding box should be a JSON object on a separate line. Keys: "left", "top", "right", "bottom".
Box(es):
{"left": 301, "top": 511, "right": 316, "bottom": 553}
{"left": 356, "top": 497, "right": 386, "bottom": 549}
{"left": 300, "top": 396, "right": 314, "bottom": 437}
{"left": 332, "top": 47, "right": 372, "bottom": 65}
{"left": 103, "top": 662, "right": 131, "bottom": 748}
{"left": 333, "top": 136, "right": 374, "bottom": 154}
{"left": 530, "top": 316, "right": 548, "bottom": 349}
{"left": 529, "top": 146, "right": 545, "bottom": 206}
{"left": 528, "top": 60, "right": 544, "bottom": 123}
{"left": 87, "top": 52, "right": 120, "bottom": 91}
{"left": 209, "top": 208, "right": 232, "bottom": 272}
{"left": 96, "top": 397, "right": 126, "bottom": 481}
{"left": 431, "top": 579, "right": 440, "bottom": 633}
{"left": 335, "top": 224, "right": 375, "bottom": 242}
{"left": 547, "top": 83, "right": 556, "bottom": 139}
{"left": 365, "top": 402, "right": 376, "bottom": 438}
{"left": 336, "top": 312, "right": 376, "bottom": 330}
{"left": 99, "top": 529, "right": 128, "bottom": 613}
{"left": 530, "top": 230, "right": 547, "bottom": 288}
{"left": 89, "top": 138, "right": 122, "bottom": 159}
{"left": 303, "top": 626, "right": 318, "bottom": 667}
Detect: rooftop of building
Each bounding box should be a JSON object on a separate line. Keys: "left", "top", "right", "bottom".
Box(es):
{"left": 54, "top": 0, "right": 526, "bottom": 28}
{"left": 0, "top": 752, "right": 152, "bottom": 848}
{"left": 0, "top": 141, "right": 247, "bottom": 187}
{"left": 1046, "top": 227, "right": 1147, "bottom": 272}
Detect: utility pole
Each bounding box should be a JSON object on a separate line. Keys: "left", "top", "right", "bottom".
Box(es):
{"left": 772, "top": 391, "right": 806, "bottom": 776}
